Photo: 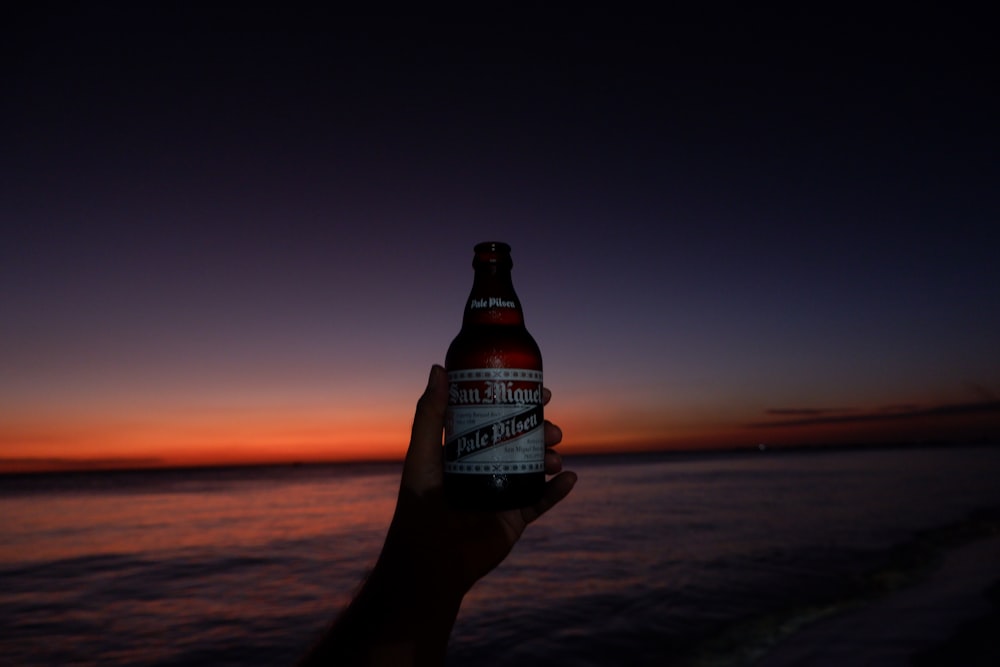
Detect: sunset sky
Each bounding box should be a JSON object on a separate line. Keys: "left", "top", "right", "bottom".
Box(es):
{"left": 3, "top": 7, "right": 998, "bottom": 472}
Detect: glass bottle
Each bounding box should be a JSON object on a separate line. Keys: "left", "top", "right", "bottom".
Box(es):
{"left": 444, "top": 242, "right": 545, "bottom": 510}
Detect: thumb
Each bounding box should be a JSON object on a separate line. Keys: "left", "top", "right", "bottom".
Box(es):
{"left": 401, "top": 365, "right": 448, "bottom": 492}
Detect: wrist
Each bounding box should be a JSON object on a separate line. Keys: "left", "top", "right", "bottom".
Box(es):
{"left": 367, "top": 550, "right": 465, "bottom": 619}
{"left": 349, "top": 560, "right": 461, "bottom": 665}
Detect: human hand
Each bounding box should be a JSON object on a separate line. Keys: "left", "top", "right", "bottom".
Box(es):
{"left": 297, "top": 365, "right": 575, "bottom": 666}
{"left": 376, "top": 364, "right": 577, "bottom": 601}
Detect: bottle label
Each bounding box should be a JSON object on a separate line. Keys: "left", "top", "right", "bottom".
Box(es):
{"left": 469, "top": 297, "right": 517, "bottom": 309}
{"left": 444, "top": 368, "right": 544, "bottom": 474}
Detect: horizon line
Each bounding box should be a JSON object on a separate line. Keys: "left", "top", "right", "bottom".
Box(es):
{"left": 3, "top": 438, "right": 998, "bottom": 476}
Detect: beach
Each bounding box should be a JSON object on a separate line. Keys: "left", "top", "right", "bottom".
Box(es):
{"left": 755, "top": 531, "right": 1000, "bottom": 666}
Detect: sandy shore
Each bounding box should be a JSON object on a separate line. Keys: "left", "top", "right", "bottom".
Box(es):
{"left": 754, "top": 534, "right": 1000, "bottom": 667}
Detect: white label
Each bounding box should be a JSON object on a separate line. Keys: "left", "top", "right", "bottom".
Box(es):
{"left": 444, "top": 368, "right": 544, "bottom": 475}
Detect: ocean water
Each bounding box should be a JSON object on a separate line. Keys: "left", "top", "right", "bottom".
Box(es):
{"left": 2, "top": 445, "right": 999, "bottom": 667}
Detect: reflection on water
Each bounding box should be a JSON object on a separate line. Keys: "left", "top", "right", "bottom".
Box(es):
{"left": 1, "top": 464, "right": 404, "bottom": 667}
{"left": 1, "top": 465, "right": 399, "bottom": 565}
{"left": 2, "top": 448, "right": 1000, "bottom": 666}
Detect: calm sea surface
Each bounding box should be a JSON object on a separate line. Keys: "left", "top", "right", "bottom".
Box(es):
{"left": 2, "top": 445, "right": 1000, "bottom": 666}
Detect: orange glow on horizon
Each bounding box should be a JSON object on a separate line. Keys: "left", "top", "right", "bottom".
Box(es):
{"left": 0, "top": 401, "right": 703, "bottom": 473}
{"left": 3, "top": 397, "right": 997, "bottom": 474}
{"left": 0, "top": 405, "right": 416, "bottom": 473}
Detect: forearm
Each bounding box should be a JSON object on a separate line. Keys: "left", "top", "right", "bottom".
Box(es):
{"left": 297, "top": 363, "right": 575, "bottom": 665}
{"left": 298, "top": 560, "right": 464, "bottom": 667}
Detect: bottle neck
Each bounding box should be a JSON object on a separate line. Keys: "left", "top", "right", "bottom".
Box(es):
{"left": 462, "top": 265, "right": 525, "bottom": 327}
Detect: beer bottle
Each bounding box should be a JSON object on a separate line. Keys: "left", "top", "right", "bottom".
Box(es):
{"left": 444, "top": 242, "right": 545, "bottom": 510}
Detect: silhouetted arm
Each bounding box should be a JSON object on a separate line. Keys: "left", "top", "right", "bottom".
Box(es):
{"left": 298, "top": 365, "right": 576, "bottom": 666}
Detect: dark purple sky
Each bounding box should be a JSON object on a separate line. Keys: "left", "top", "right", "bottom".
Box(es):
{"left": 3, "top": 6, "right": 998, "bottom": 468}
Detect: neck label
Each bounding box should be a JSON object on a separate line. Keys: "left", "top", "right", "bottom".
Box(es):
{"left": 470, "top": 297, "right": 516, "bottom": 309}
